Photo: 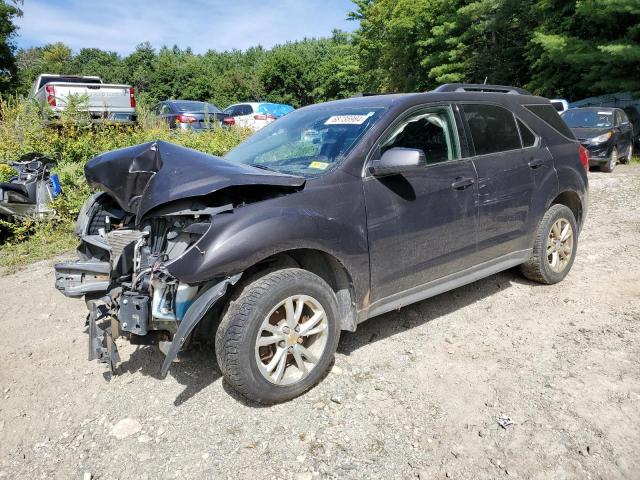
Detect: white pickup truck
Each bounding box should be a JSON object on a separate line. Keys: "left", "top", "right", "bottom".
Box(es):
{"left": 31, "top": 74, "right": 136, "bottom": 120}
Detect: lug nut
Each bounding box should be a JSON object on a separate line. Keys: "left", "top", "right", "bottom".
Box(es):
{"left": 282, "top": 326, "right": 290, "bottom": 334}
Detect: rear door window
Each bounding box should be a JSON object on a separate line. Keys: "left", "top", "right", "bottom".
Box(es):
{"left": 462, "top": 104, "right": 522, "bottom": 156}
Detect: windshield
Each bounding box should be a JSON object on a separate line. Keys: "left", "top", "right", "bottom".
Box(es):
{"left": 225, "top": 106, "right": 385, "bottom": 177}
{"left": 173, "top": 101, "right": 222, "bottom": 113}
{"left": 258, "top": 103, "right": 294, "bottom": 118}
{"left": 561, "top": 110, "right": 613, "bottom": 128}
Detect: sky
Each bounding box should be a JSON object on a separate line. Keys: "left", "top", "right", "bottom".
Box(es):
{"left": 15, "top": 0, "right": 358, "bottom": 55}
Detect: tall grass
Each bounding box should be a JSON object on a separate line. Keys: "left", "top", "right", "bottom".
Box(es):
{"left": 0, "top": 96, "right": 250, "bottom": 272}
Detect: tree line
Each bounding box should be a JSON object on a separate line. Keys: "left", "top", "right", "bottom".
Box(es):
{"left": 1, "top": 0, "right": 639, "bottom": 109}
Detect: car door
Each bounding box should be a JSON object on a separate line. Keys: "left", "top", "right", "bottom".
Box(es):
{"left": 364, "top": 104, "right": 478, "bottom": 301}
{"left": 460, "top": 103, "right": 541, "bottom": 262}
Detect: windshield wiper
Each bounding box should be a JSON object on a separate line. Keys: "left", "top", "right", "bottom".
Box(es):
{"left": 250, "top": 164, "right": 274, "bottom": 172}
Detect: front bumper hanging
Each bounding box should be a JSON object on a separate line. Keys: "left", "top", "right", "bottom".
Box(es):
{"left": 87, "top": 300, "right": 120, "bottom": 372}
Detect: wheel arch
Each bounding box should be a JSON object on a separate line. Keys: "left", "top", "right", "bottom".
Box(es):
{"left": 232, "top": 248, "right": 358, "bottom": 332}
{"left": 549, "top": 190, "right": 584, "bottom": 230}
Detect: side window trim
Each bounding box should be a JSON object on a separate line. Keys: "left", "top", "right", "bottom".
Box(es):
{"left": 515, "top": 116, "right": 540, "bottom": 149}
{"left": 364, "top": 103, "right": 463, "bottom": 176}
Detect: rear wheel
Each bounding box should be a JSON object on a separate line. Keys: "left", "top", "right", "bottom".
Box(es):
{"left": 521, "top": 204, "right": 578, "bottom": 285}
{"left": 622, "top": 143, "right": 633, "bottom": 164}
{"left": 216, "top": 268, "right": 340, "bottom": 404}
{"left": 601, "top": 147, "right": 618, "bottom": 172}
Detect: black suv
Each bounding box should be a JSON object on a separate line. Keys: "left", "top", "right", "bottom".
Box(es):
{"left": 55, "top": 84, "right": 589, "bottom": 404}
{"left": 561, "top": 107, "right": 634, "bottom": 172}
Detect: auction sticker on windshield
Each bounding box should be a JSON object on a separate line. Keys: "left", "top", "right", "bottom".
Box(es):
{"left": 308, "top": 161, "right": 329, "bottom": 170}
{"left": 325, "top": 113, "right": 374, "bottom": 125}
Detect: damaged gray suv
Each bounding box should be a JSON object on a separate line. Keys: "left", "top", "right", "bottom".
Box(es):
{"left": 55, "top": 84, "right": 589, "bottom": 404}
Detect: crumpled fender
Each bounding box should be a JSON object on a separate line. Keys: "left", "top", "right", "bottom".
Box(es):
{"left": 160, "top": 273, "right": 242, "bottom": 377}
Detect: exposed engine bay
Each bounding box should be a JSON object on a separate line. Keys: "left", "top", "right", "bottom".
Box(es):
{"left": 55, "top": 192, "right": 233, "bottom": 371}
{"left": 54, "top": 140, "right": 305, "bottom": 374}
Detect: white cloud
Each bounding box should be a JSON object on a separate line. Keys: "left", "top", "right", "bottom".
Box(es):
{"left": 15, "top": 0, "right": 357, "bottom": 55}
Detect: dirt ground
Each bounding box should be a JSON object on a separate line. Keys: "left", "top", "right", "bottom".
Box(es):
{"left": 1, "top": 165, "right": 639, "bottom": 480}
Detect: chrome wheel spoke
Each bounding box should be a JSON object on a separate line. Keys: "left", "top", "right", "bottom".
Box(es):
{"left": 297, "top": 345, "right": 319, "bottom": 364}
{"left": 560, "top": 224, "right": 572, "bottom": 242}
{"left": 299, "top": 311, "right": 324, "bottom": 336}
{"left": 256, "top": 334, "right": 283, "bottom": 347}
{"left": 265, "top": 347, "right": 287, "bottom": 374}
{"left": 292, "top": 346, "right": 307, "bottom": 375}
{"left": 273, "top": 350, "right": 288, "bottom": 383}
{"left": 284, "top": 297, "right": 296, "bottom": 329}
{"left": 304, "top": 323, "right": 327, "bottom": 337}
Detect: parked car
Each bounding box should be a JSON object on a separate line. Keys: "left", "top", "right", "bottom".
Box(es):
{"left": 224, "top": 102, "right": 294, "bottom": 131}
{"left": 550, "top": 99, "right": 569, "bottom": 113}
{"left": 55, "top": 83, "right": 588, "bottom": 404}
{"left": 152, "top": 100, "right": 235, "bottom": 130}
{"left": 31, "top": 74, "right": 136, "bottom": 120}
{"left": 561, "top": 107, "right": 634, "bottom": 172}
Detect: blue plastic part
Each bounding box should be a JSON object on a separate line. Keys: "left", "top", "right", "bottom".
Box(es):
{"left": 175, "top": 300, "right": 193, "bottom": 321}
{"left": 50, "top": 174, "right": 62, "bottom": 197}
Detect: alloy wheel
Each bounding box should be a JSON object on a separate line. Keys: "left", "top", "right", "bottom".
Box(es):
{"left": 547, "top": 218, "right": 574, "bottom": 273}
{"left": 255, "top": 295, "right": 329, "bottom": 385}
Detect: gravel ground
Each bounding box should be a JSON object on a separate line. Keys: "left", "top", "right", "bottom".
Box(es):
{"left": 1, "top": 165, "right": 639, "bottom": 480}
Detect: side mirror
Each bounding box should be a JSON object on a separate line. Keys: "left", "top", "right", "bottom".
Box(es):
{"left": 370, "top": 147, "right": 427, "bottom": 176}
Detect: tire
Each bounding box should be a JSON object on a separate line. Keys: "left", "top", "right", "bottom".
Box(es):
{"left": 216, "top": 268, "right": 340, "bottom": 404}
{"left": 601, "top": 147, "right": 618, "bottom": 172}
{"left": 622, "top": 142, "right": 633, "bottom": 164}
{"left": 521, "top": 204, "right": 578, "bottom": 285}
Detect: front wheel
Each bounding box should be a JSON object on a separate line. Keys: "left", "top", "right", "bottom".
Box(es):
{"left": 216, "top": 268, "right": 340, "bottom": 404}
{"left": 521, "top": 204, "right": 578, "bottom": 285}
{"left": 601, "top": 147, "right": 618, "bottom": 172}
{"left": 622, "top": 143, "right": 633, "bottom": 164}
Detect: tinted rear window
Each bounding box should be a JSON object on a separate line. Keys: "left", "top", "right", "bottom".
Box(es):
{"left": 173, "top": 101, "right": 222, "bottom": 113}
{"left": 526, "top": 104, "right": 574, "bottom": 138}
{"left": 38, "top": 76, "right": 102, "bottom": 89}
{"left": 463, "top": 104, "right": 521, "bottom": 155}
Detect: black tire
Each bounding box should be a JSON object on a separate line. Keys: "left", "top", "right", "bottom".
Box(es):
{"left": 601, "top": 147, "right": 618, "bottom": 172}
{"left": 621, "top": 142, "right": 633, "bottom": 164}
{"left": 215, "top": 268, "right": 340, "bottom": 404}
{"left": 521, "top": 204, "right": 578, "bottom": 285}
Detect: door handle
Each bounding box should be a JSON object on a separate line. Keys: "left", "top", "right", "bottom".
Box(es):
{"left": 451, "top": 177, "right": 475, "bottom": 190}
{"left": 528, "top": 158, "right": 544, "bottom": 169}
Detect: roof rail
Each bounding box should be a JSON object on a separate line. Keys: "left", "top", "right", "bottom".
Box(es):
{"left": 434, "top": 83, "right": 532, "bottom": 95}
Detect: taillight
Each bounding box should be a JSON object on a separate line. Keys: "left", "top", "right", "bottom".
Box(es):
{"left": 45, "top": 85, "right": 56, "bottom": 106}
{"left": 223, "top": 117, "right": 235, "bottom": 126}
{"left": 578, "top": 145, "right": 589, "bottom": 172}
{"left": 129, "top": 87, "right": 136, "bottom": 108}
{"left": 253, "top": 114, "right": 276, "bottom": 121}
{"left": 176, "top": 115, "right": 197, "bottom": 123}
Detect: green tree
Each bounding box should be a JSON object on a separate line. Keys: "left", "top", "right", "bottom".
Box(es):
{"left": 527, "top": 0, "right": 640, "bottom": 99}
{"left": 0, "top": 0, "right": 22, "bottom": 93}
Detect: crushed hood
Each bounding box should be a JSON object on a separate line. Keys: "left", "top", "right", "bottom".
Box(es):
{"left": 84, "top": 140, "right": 305, "bottom": 220}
